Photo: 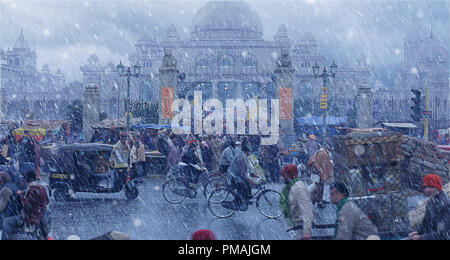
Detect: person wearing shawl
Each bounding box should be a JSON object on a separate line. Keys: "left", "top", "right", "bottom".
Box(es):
{"left": 279, "top": 164, "right": 313, "bottom": 240}
{"left": 308, "top": 149, "right": 334, "bottom": 205}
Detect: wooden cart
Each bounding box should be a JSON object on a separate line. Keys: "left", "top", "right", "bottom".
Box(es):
{"left": 331, "top": 132, "right": 409, "bottom": 238}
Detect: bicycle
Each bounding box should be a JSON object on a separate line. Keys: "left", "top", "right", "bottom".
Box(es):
{"left": 207, "top": 181, "right": 283, "bottom": 219}
{"left": 162, "top": 164, "right": 227, "bottom": 204}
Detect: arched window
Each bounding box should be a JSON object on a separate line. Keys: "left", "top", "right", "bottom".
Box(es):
{"left": 243, "top": 58, "right": 256, "bottom": 74}
{"left": 219, "top": 55, "right": 233, "bottom": 74}
{"left": 196, "top": 57, "right": 209, "bottom": 74}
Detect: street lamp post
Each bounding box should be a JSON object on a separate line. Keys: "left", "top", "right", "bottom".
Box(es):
{"left": 312, "top": 61, "right": 337, "bottom": 145}
{"left": 117, "top": 61, "right": 141, "bottom": 133}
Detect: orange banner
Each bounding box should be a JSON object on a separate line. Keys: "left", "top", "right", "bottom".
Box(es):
{"left": 161, "top": 87, "right": 174, "bottom": 119}
{"left": 279, "top": 88, "right": 292, "bottom": 120}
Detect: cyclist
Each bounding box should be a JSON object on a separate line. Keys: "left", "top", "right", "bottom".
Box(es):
{"left": 179, "top": 140, "right": 206, "bottom": 187}
{"left": 223, "top": 139, "right": 254, "bottom": 211}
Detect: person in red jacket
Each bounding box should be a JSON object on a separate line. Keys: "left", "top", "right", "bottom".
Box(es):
{"left": 1, "top": 170, "right": 50, "bottom": 240}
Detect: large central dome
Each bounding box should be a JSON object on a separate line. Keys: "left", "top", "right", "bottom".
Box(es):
{"left": 190, "top": 0, "right": 263, "bottom": 40}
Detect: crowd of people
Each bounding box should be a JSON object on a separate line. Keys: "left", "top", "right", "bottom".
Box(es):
{"left": 88, "top": 126, "right": 307, "bottom": 184}
{"left": 1, "top": 121, "right": 448, "bottom": 240}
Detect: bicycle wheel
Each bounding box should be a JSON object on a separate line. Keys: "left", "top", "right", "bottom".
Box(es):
{"left": 162, "top": 178, "right": 187, "bottom": 204}
{"left": 207, "top": 188, "right": 237, "bottom": 218}
{"left": 203, "top": 175, "right": 227, "bottom": 198}
{"left": 256, "top": 189, "right": 283, "bottom": 219}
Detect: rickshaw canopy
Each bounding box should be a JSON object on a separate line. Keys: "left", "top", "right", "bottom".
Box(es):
{"left": 13, "top": 120, "right": 69, "bottom": 142}
{"left": 51, "top": 143, "right": 128, "bottom": 169}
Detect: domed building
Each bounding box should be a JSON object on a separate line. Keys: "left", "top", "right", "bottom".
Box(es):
{"left": 392, "top": 21, "right": 449, "bottom": 129}
{"left": 81, "top": 0, "right": 371, "bottom": 123}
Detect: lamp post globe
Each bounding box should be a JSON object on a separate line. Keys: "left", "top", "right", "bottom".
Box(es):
{"left": 312, "top": 62, "right": 320, "bottom": 76}
{"left": 117, "top": 61, "right": 124, "bottom": 76}
{"left": 133, "top": 62, "right": 141, "bottom": 75}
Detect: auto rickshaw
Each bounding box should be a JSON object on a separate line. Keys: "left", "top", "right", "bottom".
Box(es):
{"left": 48, "top": 143, "right": 139, "bottom": 201}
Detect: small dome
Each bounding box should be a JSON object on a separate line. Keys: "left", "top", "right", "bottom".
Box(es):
{"left": 87, "top": 54, "right": 100, "bottom": 64}
{"left": 276, "top": 24, "right": 287, "bottom": 36}
{"left": 167, "top": 24, "right": 177, "bottom": 34}
{"left": 166, "top": 24, "right": 179, "bottom": 40}
{"left": 417, "top": 35, "right": 448, "bottom": 61}
{"left": 274, "top": 24, "right": 289, "bottom": 40}
{"left": 41, "top": 64, "right": 50, "bottom": 72}
{"left": 55, "top": 68, "right": 62, "bottom": 74}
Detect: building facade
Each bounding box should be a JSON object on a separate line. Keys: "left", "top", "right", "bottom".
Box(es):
{"left": 80, "top": 0, "right": 371, "bottom": 122}
{"left": 4, "top": 1, "right": 443, "bottom": 132}
{"left": 0, "top": 30, "right": 79, "bottom": 120}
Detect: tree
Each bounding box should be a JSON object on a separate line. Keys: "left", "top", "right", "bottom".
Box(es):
{"left": 66, "top": 99, "right": 83, "bottom": 133}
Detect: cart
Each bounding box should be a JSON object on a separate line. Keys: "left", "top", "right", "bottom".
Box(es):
{"left": 331, "top": 131, "right": 409, "bottom": 239}
{"left": 145, "top": 150, "right": 167, "bottom": 176}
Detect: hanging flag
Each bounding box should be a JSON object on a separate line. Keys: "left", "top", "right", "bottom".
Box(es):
{"left": 161, "top": 87, "right": 174, "bottom": 119}
{"left": 279, "top": 88, "right": 292, "bottom": 119}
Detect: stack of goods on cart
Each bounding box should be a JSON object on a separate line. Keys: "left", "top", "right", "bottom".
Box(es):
{"left": 332, "top": 130, "right": 409, "bottom": 238}
{"left": 400, "top": 135, "right": 449, "bottom": 192}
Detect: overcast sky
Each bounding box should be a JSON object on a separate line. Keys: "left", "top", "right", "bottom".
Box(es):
{"left": 0, "top": 0, "right": 448, "bottom": 85}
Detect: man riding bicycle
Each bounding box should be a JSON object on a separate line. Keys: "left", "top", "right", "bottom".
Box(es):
{"left": 223, "top": 139, "right": 263, "bottom": 211}
{"left": 169, "top": 140, "right": 207, "bottom": 198}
